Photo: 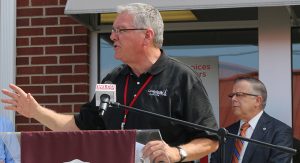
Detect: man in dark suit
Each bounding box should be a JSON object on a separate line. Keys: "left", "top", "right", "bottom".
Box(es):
{"left": 211, "top": 77, "right": 293, "bottom": 163}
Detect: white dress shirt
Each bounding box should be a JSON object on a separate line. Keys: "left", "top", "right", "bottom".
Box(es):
{"left": 238, "top": 110, "right": 263, "bottom": 163}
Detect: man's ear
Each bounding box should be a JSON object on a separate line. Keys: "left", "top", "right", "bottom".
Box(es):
{"left": 256, "top": 96, "right": 263, "bottom": 107}
{"left": 144, "top": 28, "right": 155, "bottom": 45}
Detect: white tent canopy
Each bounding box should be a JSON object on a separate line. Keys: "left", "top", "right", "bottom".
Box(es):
{"left": 65, "top": 0, "right": 300, "bottom": 14}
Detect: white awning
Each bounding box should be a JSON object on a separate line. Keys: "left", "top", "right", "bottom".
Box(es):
{"left": 65, "top": 0, "right": 300, "bottom": 14}
{"left": 64, "top": 0, "right": 300, "bottom": 31}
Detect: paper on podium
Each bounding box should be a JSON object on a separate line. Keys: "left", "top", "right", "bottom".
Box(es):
{"left": 135, "top": 142, "right": 150, "bottom": 163}
{"left": 135, "top": 130, "right": 165, "bottom": 163}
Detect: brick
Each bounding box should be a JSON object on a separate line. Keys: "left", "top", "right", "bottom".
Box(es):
{"left": 17, "top": 66, "right": 43, "bottom": 75}
{"left": 31, "top": 76, "right": 58, "bottom": 84}
{"left": 60, "top": 55, "right": 88, "bottom": 64}
{"left": 17, "top": 18, "right": 30, "bottom": 27}
{"left": 17, "top": 47, "right": 44, "bottom": 55}
{"left": 46, "top": 65, "right": 72, "bottom": 74}
{"left": 60, "top": 75, "right": 89, "bottom": 83}
{"left": 45, "top": 46, "right": 72, "bottom": 54}
{"left": 16, "top": 57, "right": 29, "bottom": 65}
{"left": 17, "top": 0, "right": 29, "bottom": 6}
{"left": 15, "top": 115, "right": 30, "bottom": 123}
{"left": 60, "top": 17, "right": 78, "bottom": 25}
{"left": 16, "top": 77, "right": 30, "bottom": 85}
{"left": 20, "top": 86, "right": 44, "bottom": 94}
{"left": 74, "top": 26, "right": 89, "bottom": 34}
{"left": 32, "top": 0, "right": 58, "bottom": 6}
{"left": 59, "top": 0, "right": 67, "bottom": 5}
{"left": 60, "top": 35, "right": 88, "bottom": 44}
{"left": 17, "top": 125, "right": 44, "bottom": 131}
{"left": 31, "top": 37, "right": 57, "bottom": 45}
{"left": 17, "top": 38, "right": 29, "bottom": 46}
{"left": 45, "top": 85, "right": 72, "bottom": 93}
{"left": 74, "top": 65, "right": 89, "bottom": 73}
{"left": 46, "top": 7, "right": 65, "bottom": 15}
{"left": 74, "top": 84, "right": 89, "bottom": 93}
{"left": 60, "top": 94, "right": 89, "bottom": 103}
{"left": 15, "top": 0, "right": 91, "bottom": 130}
{"left": 17, "top": 8, "right": 43, "bottom": 17}
{"left": 17, "top": 28, "right": 44, "bottom": 36}
{"left": 74, "top": 104, "right": 83, "bottom": 112}
{"left": 31, "top": 56, "right": 57, "bottom": 64}
{"left": 46, "top": 26, "right": 72, "bottom": 35}
{"left": 74, "top": 45, "right": 88, "bottom": 53}
{"left": 34, "top": 95, "right": 58, "bottom": 103}
{"left": 30, "top": 119, "right": 40, "bottom": 123}
{"left": 32, "top": 17, "right": 58, "bottom": 26}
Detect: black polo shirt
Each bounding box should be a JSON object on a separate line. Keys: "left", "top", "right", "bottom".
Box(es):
{"left": 75, "top": 51, "right": 218, "bottom": 146}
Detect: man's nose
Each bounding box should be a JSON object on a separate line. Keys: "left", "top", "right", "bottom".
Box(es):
{"left": 110, "top": 32, "right": 118, "bottom": 41}
{"left": 231, "top": 95, "right": 238, "bottom": 101}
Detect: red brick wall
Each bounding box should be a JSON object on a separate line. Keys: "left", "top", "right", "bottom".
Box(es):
{"left": 16, "top": 0, "right": 90, "bottom": 131}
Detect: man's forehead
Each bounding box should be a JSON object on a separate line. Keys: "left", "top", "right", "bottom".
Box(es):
{"left": 233, "top": 81, "right": 252, "bottom": 90}
{"left": 113, "top": 13, "right": 134, "bottom": 27}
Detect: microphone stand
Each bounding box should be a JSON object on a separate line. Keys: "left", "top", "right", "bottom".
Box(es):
{"left": 105, "top": 101, "right": 297, "bottom": 163}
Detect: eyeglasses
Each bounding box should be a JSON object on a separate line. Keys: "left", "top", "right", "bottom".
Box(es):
{"left": 228, "top": 92, "right": 259, "bottom": 98}
{"left": 111, "top": 28, "right": 147, "bottom": 34}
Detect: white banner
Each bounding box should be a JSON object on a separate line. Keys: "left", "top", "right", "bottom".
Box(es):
{"left": 174, "top": 56, "right": 219, "bottom": 125}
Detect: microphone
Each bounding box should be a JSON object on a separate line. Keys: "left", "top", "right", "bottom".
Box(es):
{"left": 99, "top": 94, "right": 110, "bottom": 116}
{"left": 95, "top": 81, "right": 116, "bottom": 116}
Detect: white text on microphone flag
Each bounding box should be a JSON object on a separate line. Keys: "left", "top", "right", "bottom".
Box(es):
{"left": 95, "top": 84, "right": 116, "bottom": 106}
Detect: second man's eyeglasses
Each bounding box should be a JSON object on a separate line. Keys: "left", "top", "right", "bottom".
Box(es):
{"left": 228, "top": 92, "right": 259, "bottom": 98}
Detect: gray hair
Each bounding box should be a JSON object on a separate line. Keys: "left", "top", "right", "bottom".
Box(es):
{"left": 234, "top": 76, "right": 268, "bottom": 109}
{"left": 117, "top": 3, "right": 164, "bottom": 48}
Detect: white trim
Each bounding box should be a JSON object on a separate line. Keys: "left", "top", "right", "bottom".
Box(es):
{"left": 0, "top": 0, "right": 16, "bottom": 124}
{"left": 89, "top": 32, "right": 98, "bottom": 99}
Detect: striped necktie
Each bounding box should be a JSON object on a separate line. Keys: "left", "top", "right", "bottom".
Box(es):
{"left": 232, "top": 122, "right": 250, "bottom": 163}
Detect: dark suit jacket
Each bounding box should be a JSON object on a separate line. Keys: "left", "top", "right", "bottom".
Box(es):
{"left": 210, "top": 112, "right": 293, "bottom": 163}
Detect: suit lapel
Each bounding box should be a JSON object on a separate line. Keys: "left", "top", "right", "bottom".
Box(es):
{"left": 242, "top": 112, "right": 270, "bottom": 163}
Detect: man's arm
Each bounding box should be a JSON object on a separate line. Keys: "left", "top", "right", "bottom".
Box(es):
{"left": 143, "top": 138, "right": 219, "bottom": 162}
{"left": 33, "top": 106, "right": 79, "bottom": 131}
{"left": 1, "top": 84, "right": 79, "bottom": 131}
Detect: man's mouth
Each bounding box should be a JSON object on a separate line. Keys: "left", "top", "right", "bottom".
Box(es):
{"left": 113, "top": 44, "right": 119, "bottom": 48}
{"left": 232, "top": 105, "right": 239, "bottom": 108}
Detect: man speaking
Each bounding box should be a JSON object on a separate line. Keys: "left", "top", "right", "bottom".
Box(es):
{"left": 1, "top": 3, "right": 218, "bottom": 163}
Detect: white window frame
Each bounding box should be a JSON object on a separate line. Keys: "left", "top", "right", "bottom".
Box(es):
{"left": 0, "top": 0, "right": 16, "bottom": 123}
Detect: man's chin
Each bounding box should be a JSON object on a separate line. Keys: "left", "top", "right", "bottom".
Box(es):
{"left": 114, "top": 54, "right": 121, "bottom": 60}
{"left": 232, "top": 108, "right": 241, "bottom": 116}
{"left": 114, "top": 53, "right": 127, "bottom": 63}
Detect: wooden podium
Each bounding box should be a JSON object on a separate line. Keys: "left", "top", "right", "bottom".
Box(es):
{"left": 20, "top": 130, "right": 161, "bottom": 163}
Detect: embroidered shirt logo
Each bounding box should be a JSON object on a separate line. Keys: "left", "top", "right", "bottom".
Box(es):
{"left": 148, "top": 89, "right": 168, "bottom": 96}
